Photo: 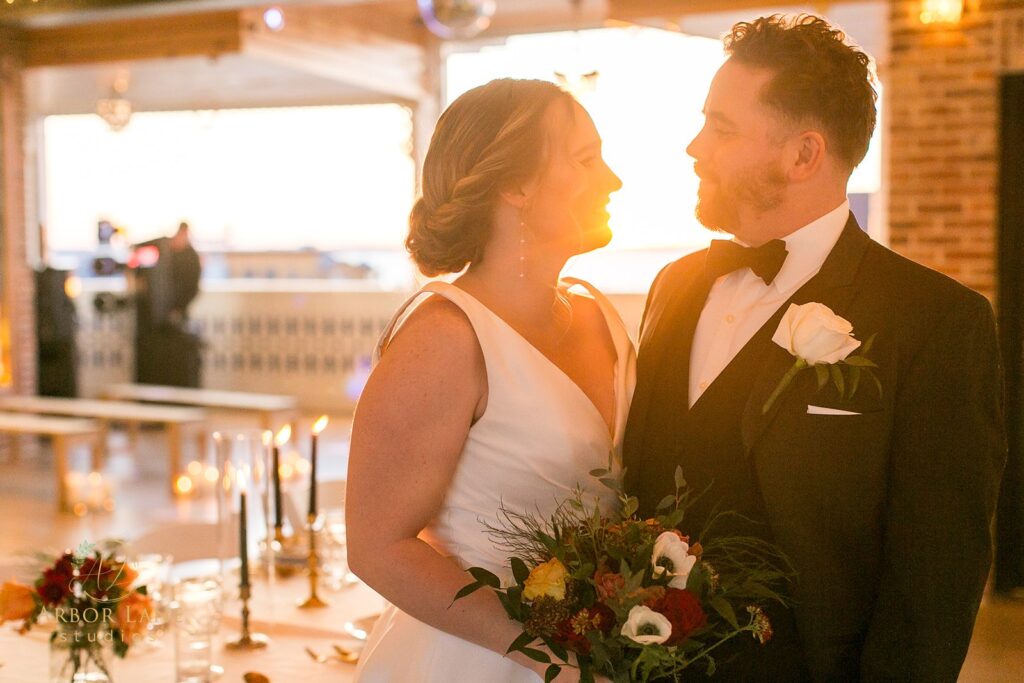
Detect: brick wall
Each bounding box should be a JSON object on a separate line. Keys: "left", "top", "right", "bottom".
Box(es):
{"left": 0, "top": 28, "right": 35, "bottom": 397}
{"left": 887, "top": 0, "right": 1024, "bottom": 302}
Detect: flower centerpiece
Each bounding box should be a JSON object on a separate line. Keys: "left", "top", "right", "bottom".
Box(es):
{"left": 455, "top": 467, "right": 791, "bottom": 682}
{"left": 0, "top": 541, "right": 153, "bottom": 683}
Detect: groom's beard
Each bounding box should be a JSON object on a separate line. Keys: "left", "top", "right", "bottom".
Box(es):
{"left": 695, "top": 161, "right": 788, "bottom": 234}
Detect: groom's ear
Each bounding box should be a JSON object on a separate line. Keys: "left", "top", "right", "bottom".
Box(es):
{"left": 787, "top": 131, "right": 827, "bottom": 181}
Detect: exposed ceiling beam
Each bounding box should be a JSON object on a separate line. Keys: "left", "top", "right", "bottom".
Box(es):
{"left": 24, "top": 11, "right": 243, "bottom": 67}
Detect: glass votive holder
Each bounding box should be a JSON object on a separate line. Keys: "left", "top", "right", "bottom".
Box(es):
{"left": 172, "top": 577, "right": 223, "bottom": 683}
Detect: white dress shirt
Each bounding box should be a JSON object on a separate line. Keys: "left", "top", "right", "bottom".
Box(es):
{"left": 688, "top": 200, "right": 850, "bottom": 408}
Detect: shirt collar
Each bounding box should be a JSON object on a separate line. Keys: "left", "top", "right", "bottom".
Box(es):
{"left": 757, "top": 199, "right": 850, "bottom": 293}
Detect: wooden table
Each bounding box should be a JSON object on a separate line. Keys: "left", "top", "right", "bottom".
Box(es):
{"left": 0, "top": 413, "right": 101, "bottom": 511}
{"left": 101, "top": 383, "right": 299, "bottom": 436}
{"left": 0, "top": 396, "right": 207, "bottom": 496}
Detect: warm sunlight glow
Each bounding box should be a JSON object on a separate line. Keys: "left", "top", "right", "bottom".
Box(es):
{"left": 44, "top": 105, "right": 415, "bottom": 251}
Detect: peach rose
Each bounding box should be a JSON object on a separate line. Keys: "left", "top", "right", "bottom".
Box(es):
{"left": 115, "top": 592, "right": 153, "bottom": 642}
{"left": 0, "top": 581, "right": 36, "bottom": 624}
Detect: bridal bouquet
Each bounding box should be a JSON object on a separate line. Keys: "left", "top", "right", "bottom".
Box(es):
{"left": 455, "top": 468, "right": 791, "bottom": 682}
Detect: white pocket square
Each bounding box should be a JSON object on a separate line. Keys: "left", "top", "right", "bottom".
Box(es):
{"left": 806, "top": 405, "right": 861, "bottom": 416}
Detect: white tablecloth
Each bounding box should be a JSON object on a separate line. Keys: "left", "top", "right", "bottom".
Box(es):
{"left": 0, "top": 574, "right": 383, "bottom": 683}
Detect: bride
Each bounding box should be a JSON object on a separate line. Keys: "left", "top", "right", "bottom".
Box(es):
{"left": 347, "top": 78, "right": 635, "bottom": 682}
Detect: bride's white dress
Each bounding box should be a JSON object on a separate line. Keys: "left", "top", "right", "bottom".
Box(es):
{"left": 354, "top": 278, "right": 636, "bottom": 683}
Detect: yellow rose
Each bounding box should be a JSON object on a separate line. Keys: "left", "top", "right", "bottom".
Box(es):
{"left": 523, "top": 558, "right": 568, "bottom": 602}
{"left": 0, "top": 581, "right": 36, "bottom": 624}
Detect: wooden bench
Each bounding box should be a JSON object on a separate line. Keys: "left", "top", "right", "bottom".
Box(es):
{"left": 0, "top": 413, "right": 102, "bottom": 512}
{"left": 101, "top": 383, "right": 298, "bottom": 436}
{"left": 0, "top": 396, "right": 208, "bottom": 496}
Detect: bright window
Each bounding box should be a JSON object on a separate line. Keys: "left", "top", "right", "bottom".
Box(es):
{"left": 43, "top": 105, "right": 415, "bottom": 252}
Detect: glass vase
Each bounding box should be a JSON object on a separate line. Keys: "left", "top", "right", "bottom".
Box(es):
{"left": 48, "top": 619, "right": 115, "bottom": 683}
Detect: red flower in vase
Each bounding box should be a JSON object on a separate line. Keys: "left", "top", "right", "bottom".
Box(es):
{"left": 37, "top": 566, "right": 72, "bottom": 607}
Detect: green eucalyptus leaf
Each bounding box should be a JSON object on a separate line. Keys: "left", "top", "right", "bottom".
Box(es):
{"left": 511, "top": 557, "right": 530, "bottom": 585}
{"left": 622, "top": 497, "right": 639, "bottom": 518}
{"left": 589, "top": 468, "right": 609, "bottom": 478}
{"left": 709, "top": 596, "right": 739, "bottom": 629}
{"left": 452, "top": 581, "right": 483, "bottom": 602}
{"left": 468, "top": 567, "right": 501, "bottom": 589}
{"left": 655, "top": 495, "right": 677, "bottom": 511}
{"left": 545, "top": 664, "right": 561, "bottom": 683}
{"left": 674, "top": 466, "right": 686, "bottom": 491}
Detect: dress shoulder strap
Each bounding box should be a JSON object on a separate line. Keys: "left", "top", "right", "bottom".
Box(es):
{"left": 374, "top": 281, "right": 491, "bottom": 362}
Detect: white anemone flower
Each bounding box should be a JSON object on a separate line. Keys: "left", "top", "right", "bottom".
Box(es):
{"left": 651, "top": 531, "right": 697, "bottom": 589}
{"left": 621, "top": 605, "right": 672, "bottom": 645}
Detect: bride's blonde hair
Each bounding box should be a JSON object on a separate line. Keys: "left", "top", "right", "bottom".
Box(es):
{"left": 407, "top": 78, "right": 574, "bottom": 277}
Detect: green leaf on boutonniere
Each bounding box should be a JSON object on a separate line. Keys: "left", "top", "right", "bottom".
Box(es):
{"left": 674, "top": 466, "right": 686, "bottom": 492}
{"left": 860, "top": 332, "right": 877, "bottom": 356}
{"left": 815, "top": 364, "right": 829, "bottom": 390}
{"left": 849, "top": 365, "right": 862, "bottom": 398}
{"left": 830, "top": 364, "right": 845, "bottom": 398}
{"left": 843, "top": 356, "right": 877, "bottom": 368}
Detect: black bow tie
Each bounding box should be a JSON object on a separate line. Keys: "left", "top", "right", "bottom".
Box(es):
{"left": 704, "top": 239, "right": 788, "bottom": 286}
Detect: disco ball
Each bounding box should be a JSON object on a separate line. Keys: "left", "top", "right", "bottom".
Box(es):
{"left": 417, "top": 0, "right": 497, "bottom": 40}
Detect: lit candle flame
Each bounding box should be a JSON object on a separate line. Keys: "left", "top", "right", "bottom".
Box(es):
{"left": 187, "top": 460, "right": 203, "bottom": 477}
{"left": 275, "top": 425, "right": 292, "bottom": 446}
{"left": 175, "top": 475, "right": 194, "bottom": 495}
{"left": 312, "top": 415, "right": 329, "bottom": 435}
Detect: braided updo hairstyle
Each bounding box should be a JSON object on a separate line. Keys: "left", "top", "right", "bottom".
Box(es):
{"left": 407, "top": 78, "right": 575, "bottom": 276}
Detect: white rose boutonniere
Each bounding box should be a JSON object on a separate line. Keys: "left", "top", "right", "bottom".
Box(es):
{"left": 763, "top": 302, "right": 880, "bottom": 414}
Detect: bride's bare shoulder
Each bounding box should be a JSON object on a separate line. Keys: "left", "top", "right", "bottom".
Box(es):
{"left": 380, "top": 293, "right": 480, "bottom": 363}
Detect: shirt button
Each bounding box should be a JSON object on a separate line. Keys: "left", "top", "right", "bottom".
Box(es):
{"left": 725, "top": 314, "right": 736, "bottom": 324}
{"left": 699, "top": 381, "right": 709, "bottom": 391}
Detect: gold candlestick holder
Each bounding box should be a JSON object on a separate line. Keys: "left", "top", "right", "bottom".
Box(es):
{"left": 297, "top": 512, "right": 329, "bottom": 609}
{"left": 226, "top": 583, "right": 269, "bottom": 650}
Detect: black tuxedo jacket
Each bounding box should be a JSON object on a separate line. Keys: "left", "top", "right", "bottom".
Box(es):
{"left": 623, "top": 215, "right": 1006, "bottom": 681}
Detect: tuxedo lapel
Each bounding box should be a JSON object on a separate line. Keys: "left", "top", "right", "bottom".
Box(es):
{"left": 624, "top": 261, "right": 713, "bottom": 468}
{"left": 740, "top": 214, "right": 872, "bottom": 454}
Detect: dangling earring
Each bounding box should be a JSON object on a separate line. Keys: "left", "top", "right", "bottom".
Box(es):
{"left": 518, "top": 219, "right": 527, "bottom": 279}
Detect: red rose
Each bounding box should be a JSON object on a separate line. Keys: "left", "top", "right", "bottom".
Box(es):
{"left": 655, "top": 588, "right": 706, "bottom": 646}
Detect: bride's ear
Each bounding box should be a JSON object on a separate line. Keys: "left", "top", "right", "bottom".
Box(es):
{"left": 498, "top": 185, "right": 529, "bottom": 209}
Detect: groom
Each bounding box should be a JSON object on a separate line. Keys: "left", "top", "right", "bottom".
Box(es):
{"left": 623, "top": 15, "right": 1006, "bottom": 682}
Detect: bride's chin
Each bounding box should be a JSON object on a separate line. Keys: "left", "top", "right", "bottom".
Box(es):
{"left": 574, "top": 225, "right": 613, "bottom": 255}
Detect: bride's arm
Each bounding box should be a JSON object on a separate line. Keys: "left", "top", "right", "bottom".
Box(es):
{"left": 346, "top": 298, "right": 554, "bottom": 679}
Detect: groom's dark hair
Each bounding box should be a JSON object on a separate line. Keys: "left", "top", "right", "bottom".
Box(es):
{"left": 725, "top": 14, "right": 877, "bottom": 171}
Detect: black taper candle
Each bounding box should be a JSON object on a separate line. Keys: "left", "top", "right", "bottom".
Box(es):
{"left": 272, "top": 445, "right": 283, "bottom": 530}
{"left": 239, "top": 488, "right": 250, "bottom": 589}
{"left": 308, "top": 432, "right": 318, "bottom": 517}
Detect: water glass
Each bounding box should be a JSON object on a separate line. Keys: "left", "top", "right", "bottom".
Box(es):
{"left": 173, "top": 577, "right": 223, "bottom": 683}
{"left": 132, "top": 553, "right": 173, "bottom": 641}
{"left": 318, "top": 508, "right": 356, "bottom": 590}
